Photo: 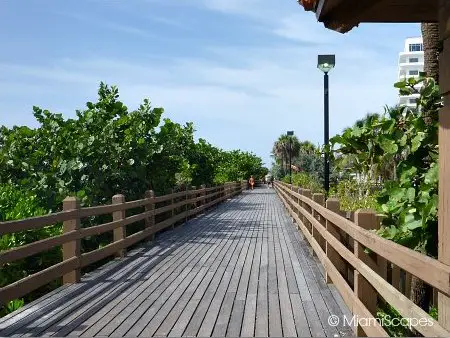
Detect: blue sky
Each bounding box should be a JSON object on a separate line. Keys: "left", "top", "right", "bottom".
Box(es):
{"left": 0, "top": 0, "right": 420, "bottom": 166}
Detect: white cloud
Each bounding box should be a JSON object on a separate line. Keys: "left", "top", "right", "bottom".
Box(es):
{"left": 1, "top": 0, "right": 415, "bottom": 165}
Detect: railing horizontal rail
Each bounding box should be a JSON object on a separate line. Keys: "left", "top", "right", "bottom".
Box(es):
{"left": 0, "top": 180, "right": 247, "bottom": 306}
{"left": 278, "top": 182, "right": 450, "bottom": 297}
{"left": 0, "top": 210, "right": 77, "bottom": 235}
{"left": 275, "top": 181, "right": 450, "bottom": 337}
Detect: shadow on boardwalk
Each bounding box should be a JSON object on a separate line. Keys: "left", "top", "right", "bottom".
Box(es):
{"left": 0, "top": 188, "right": 354, "bottom": 337}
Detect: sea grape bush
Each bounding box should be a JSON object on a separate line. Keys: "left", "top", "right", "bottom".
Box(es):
{"left": 0, "top": 82, "right": 266, "bottom": 316}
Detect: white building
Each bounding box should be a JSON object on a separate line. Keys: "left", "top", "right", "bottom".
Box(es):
{"left": 398, "top": 37, "right": 424, "bottom": 107}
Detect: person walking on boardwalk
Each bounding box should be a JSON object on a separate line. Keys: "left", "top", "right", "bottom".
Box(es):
{"left": 249, "top": 175, "right": 255, "bottom": 190}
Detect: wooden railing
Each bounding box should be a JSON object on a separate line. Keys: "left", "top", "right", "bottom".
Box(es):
{"left": 0, "top": 181, "right": 247, "bottom": 305}
{"left": 275, "top": 181, "right": 450, "bottom": 337}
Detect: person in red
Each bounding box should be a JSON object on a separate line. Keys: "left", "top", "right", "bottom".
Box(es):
{"left": 249, "top": 175, "right": 255, "bottom": 190}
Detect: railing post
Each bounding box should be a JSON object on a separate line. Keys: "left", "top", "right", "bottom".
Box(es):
{"left": 354, "top": 209, "right": 379, "bottom": 335}
{"left": 312, "top": 193, "right": 325, "bottom": 254}
{"left": 375, "top": 214, "right": 388, "bottom": 283}
{"left": 171, "top": 188, "right": 176, "bottom": 229}
{"left": 112, "top": 194, "right": 126, "bottom": 258}
{"left": 145, "top": 190, "right": 155, "bottom": 241}
{"left": 296, "top": 187, "right": 302, "bottom": 227}
{"left": 325, "top": 198, "right": 346, "bottom": 284}
{"left": 185, "top": 185, "right": 189, "bottom": 223}
{"left": 302, "top": 189, "right": 312, "bottom": 234}
{"left": 62, "top": 197, "right": 81, "bottom": 284}
{"left": 191, "top": 186, "right": 197, "bottom": 217}
{"left": 392, "top": 264, "right": 401, "bottom": 292}
{"left": 302, "top": 189, "right": 313, "bottom": 256}
{"left": 299, "top": 188, "right": 305, "bottom": 226}
{"left": 200, "top": 184, "right": 206, "bottom": 210}
{"left": 438, "top": 2, "right": 450, "bottom": 330}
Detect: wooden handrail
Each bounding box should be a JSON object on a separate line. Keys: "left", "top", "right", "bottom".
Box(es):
{"left": 275, "top": 181, "right": 450, "bottom": 337}
{"left": 0, "top": 180, "right": 246, "bottom": 305}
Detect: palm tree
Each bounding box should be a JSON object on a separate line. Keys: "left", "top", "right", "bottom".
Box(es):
{"left": 298, "top": 140, "right": 316, "bottom": 155}
{"left": 421, "top": 23, "right": 439, "bottom": 83}
{"left": 272, "top": 135, "right": 301, "bottom": 176}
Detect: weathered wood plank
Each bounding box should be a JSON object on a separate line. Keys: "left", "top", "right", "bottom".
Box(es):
{"left": 255, "top": 205, "right": 269, "bottom": 338}
{"left": 181, "top": 202, "right": 251, "bottom": 337}
{"left": 0, "top": 188, "right": 355, "bottom": 338}
{"left": 196, "top": 216, "right": 253, "bottom": 337}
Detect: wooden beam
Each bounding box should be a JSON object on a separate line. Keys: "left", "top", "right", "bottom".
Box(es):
{"left": 439, "top": 0, "right": 450, "bottom": 328}
{"left": 316, "top": 0, "right": 438, "bottom": 33}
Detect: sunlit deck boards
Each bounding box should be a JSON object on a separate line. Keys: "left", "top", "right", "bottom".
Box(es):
{"left": 0, "top": 188, "right": 354, "bottom": 337}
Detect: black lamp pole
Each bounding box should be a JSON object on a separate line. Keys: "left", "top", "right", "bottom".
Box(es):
{"left": 324, "top": 72, "right": 330, "bottom": 193}
{"left": 318, "top": 54, "right": 334, "bottom": 194}
{"left": 289, "top": 137, "right": 292, "bottom": 184}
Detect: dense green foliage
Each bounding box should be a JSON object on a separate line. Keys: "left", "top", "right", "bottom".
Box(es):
{"left": 0, "top": 82, "right": 265, "bottom": 316}
{"left": 0, "top": 185, "right": 60, "bottom": 316}
{"left": 281, "top": 172, "right": 324, "bottom": 193}
{"left": 329, "top": 75, "right": 441, "bottom": 334}
{"left": 331, "top": 76, "right": 441, "bottom": 256}
{"left": 329, "top": 179, "right": 379, "bottom": 211}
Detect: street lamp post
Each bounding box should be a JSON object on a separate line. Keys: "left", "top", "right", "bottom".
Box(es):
{"left": 287, "top": 131, "right": 294, "bottom": 184}
{"left": 317, "top": 55, "right": 335, "bottom": 194}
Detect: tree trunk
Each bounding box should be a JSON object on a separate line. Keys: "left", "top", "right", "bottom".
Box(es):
{"left": 421, "top": 22, "right": 440, "bottom": 83}
{"left": 421, "top": 23, "right": 440, "bottom": 126}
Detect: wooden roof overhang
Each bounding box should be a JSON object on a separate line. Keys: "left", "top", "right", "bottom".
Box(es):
{"left": 299, "top": 0, "right": 439, "bottom": 33}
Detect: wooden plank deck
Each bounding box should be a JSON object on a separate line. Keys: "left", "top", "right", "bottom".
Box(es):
{"left": 0, "top": 187, "right": 354, "bottom": 337}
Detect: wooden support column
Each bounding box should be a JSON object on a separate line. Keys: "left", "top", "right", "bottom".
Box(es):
{"left": 296, "top": 186, "right": 302, "bottom": 226}
{"left": 439, "top": 0, "right": 450, "bottom": 329}
{"left": 302, "top": 189, "right": 312, "bottom": 234}
{"left": 375, "top": 215, "right": 388, "bottom": 283}
{"left": 302, "top": 189, "right": 313, "bottom": 256}
{"left": 62, "top": 197, "right": 81, "bottom": 284}
{"left": 185, "top": 185, "right": 189, "bottom": 223}
{"left": 312, "top": 193, "right": 325, "bottom": 253}
{"left": 171, "top": 188, "right": 176, "bottom": 229}
{"left": 354, "top": 209, "right": 379, "bottom": 336}
{"left": 299, "top": 188, "right": 305, "bottom": 226}
{"left": 112, "top": 194, "right": 126, "bottom": 258}
{"left": 325, "top": 198, "right": 347, "bottom": 284}
{"left": 200, "top": 184, "right": 206, "bottom": 210}
{"left": 145, "top": 190, "right": 155, "bottom": 241}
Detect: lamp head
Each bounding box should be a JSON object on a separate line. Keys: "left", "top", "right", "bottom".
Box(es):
{"left": 318, "top": 54, "right": 335, "bottom": 73}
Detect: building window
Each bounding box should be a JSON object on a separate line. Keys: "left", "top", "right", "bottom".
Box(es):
{"left": 409, "top": 98, "right": 416, "bottom": 104}
{"left": 409, "top": 57, "right": 419, "bottom": 63}
{"left": 409, "top": 70, "right": 419, "bottom": 76}
{"left": 409, "top": 43, "right": 423, "bottom": 52}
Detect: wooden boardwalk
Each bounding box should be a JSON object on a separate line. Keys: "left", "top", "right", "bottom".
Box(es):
{"left": 0, "top": 188, "right": 354, "bottom": 337}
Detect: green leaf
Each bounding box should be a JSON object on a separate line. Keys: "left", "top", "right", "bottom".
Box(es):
{"left": 399, "top": 134, "right": 407, "bottom": 147}
{"left": 394, "top": 81, "right": 406, "bottom": 88}
{"left": 411, "top": 132, "right": 426, "bottom": 153}
{"left": 379, "top": 137, "right": 398, "bottom": 154}
{"left": 405, "top": 219, "right": 422, "bottom": 230}
{"left": 424, "top": 164, "right": 438, "bottom": 185}
{"left": 421, "top": 81, "right": 435, "bottom": 97}
{"left": 406, "top": 187, "right": 415, "bottom": 202}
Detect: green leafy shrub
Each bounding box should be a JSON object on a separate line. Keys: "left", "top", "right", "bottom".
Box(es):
{"left": 0, "top": 83, "right": 266, "bottom": 318}
{"left": 0, "top": 184, "right": 61, "bottom": 317}
{"left": 329, "top": 179, "right": 379, "bottom": 211}
{"left": 282, "top": 172, "right": 324, "bottom": 193}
